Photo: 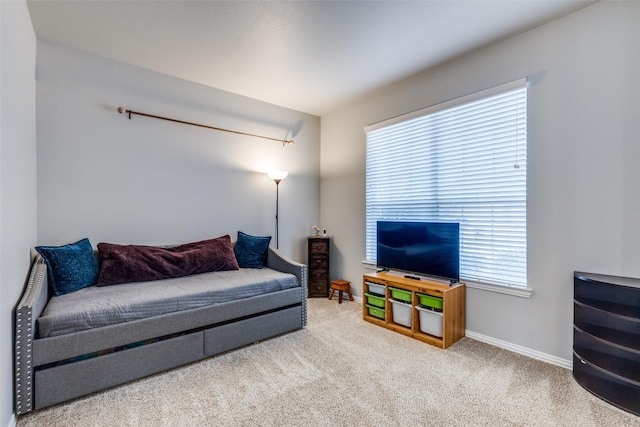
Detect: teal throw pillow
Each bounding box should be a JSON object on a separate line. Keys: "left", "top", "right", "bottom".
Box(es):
{"left": 35, "top": 238, "right": 99, "bottom": 296}
{"left": 234, "top": 231, "right": 271, "bottom": 268}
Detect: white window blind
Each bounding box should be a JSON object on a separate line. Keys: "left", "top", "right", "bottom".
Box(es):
{"left": 365, "top": 79, "right": 527, "bottom": 288}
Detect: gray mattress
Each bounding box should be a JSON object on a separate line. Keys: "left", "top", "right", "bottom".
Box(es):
{"left": 37, "top": 267, "right": 298, "bottom": 338}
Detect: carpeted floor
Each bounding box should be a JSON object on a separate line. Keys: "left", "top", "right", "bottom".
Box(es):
{"left": 17, "top": 298, "right": 640, "bottom": 427}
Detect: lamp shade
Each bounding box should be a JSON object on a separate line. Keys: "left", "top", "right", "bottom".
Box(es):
{"left": 268, "top": 170, "right": 288, "bottom": 183}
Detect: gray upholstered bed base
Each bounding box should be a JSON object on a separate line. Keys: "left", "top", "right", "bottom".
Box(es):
{"left": 15, "top": 247, "right": 307, "bottom": 415}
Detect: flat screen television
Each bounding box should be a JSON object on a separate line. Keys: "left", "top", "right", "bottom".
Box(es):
{"left": 376, "top": 221, "right": 460, "bottom": 282}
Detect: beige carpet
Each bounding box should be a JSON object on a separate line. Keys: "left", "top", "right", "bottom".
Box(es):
{"left": 17, "top": 299, "right": 640, "bottom": 427}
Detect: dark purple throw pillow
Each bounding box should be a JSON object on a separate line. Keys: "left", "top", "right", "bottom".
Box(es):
{"left": 96, "top": 235, "right": 239, "bottom": 286}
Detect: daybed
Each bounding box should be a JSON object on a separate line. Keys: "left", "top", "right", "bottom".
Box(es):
{"left": 14, "top": 235, "right": 307, "bottom": 415}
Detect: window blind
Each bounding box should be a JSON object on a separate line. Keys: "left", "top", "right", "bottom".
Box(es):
{"left": 365, "top": 79, "right": 527, "bottom": 288}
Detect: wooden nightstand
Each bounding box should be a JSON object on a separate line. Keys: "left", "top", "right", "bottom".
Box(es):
{"left": 307, "top": 237, "right": 330, "bottom": 297}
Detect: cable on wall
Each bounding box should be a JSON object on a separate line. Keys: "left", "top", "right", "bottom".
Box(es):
{"left": 117, "top": 107, "right": 294, "bottom": 145}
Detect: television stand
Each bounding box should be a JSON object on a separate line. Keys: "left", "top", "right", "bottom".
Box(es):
{"left": 362, "top": 272, "right": 465, "bottom": 349}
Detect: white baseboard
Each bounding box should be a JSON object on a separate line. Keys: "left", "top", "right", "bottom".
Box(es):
{"left": 355, "top": 299, "right": 571, "bottom": 369}
{"left": 465, "top": 330, "right": 572, "bottom": 370}
{"left": 7, "top": 414, "right": 16, "bottom": 427}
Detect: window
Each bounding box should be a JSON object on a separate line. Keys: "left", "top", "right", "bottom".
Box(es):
{"left": 365, "top": 79, "right": 527, "bottom": 288}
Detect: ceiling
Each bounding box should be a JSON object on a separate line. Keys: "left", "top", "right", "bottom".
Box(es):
{"left": 26, "top": 0, "right": 595, "bottom": 116}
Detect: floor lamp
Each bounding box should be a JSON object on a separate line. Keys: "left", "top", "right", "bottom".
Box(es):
{"left": 267, "top": 171, "right": 288, "bottom": 249}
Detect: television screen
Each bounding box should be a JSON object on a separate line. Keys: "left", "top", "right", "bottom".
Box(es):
{"left": 376, "top": 221, "right": 460, "bottom": 281}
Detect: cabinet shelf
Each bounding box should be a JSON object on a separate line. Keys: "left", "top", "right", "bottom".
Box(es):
{"left": 574, "top": 327, "right": 640, "bottom": 385}
{"left": 574, "top": 301, "right": 640, "bottom": 351}
{"left": 575, "top": 297, "right": 640, "bottom": 319}
{"left": 574, "top": 321, "right": 640, "bottom": 352}
{"left": 573, "top": 354, "right": 640, "bottom": 415}
{"left": 573, "top": 271, "right": 640, "bottom": 416}
{"left": 362, "top": 272, "right": 465, "bottom": 349}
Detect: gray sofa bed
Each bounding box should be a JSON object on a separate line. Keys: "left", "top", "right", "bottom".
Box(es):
{"left": 14, "top": 246, "right": 307, "bottom": 415}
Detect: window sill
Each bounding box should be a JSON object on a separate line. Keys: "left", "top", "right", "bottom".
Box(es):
{"left": 361, "top": 260, "right": 533, "bottom": 298}
{"left": 463, "top": 280, "right": 532, "bottom": 298}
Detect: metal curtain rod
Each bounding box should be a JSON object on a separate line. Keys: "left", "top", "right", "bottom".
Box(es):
{"left": 117, "top": 107, "right": 294, "bottom": 145}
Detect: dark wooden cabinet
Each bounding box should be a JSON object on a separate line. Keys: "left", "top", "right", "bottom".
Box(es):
{"left": 307, "top": 237, "right": 330, "bottom": 297}
{"left": 573, "top": 271, "right": 640, "bottom": 416}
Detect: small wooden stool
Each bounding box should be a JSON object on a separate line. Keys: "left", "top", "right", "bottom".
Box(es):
{"left": 329, "top": 280, "right": 353, "bottom": 304}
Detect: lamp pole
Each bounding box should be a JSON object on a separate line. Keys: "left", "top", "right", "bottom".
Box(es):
{"left": 267, "top": 171, "right": 288, "bottom": 249}
{"left": 274, "top": 178, "right": 281, "bottom": 249}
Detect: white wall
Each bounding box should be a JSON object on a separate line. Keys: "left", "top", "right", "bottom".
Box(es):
{"left": 320, "top": 1, "right": 640, "bottom": 362}
{"left": 1, "top": 1, "right": 38, "bottom": 426}
{"left": 36, "top": 43, "right": 320, "bottom": 262}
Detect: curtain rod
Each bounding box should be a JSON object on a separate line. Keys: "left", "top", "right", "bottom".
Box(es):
{"left": 117, "top": 107, "right": 294, "bottom": 145}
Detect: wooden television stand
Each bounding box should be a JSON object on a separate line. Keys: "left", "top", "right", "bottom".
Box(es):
{"left": 362, "top": 272, "right": 466, "bottom": 349}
